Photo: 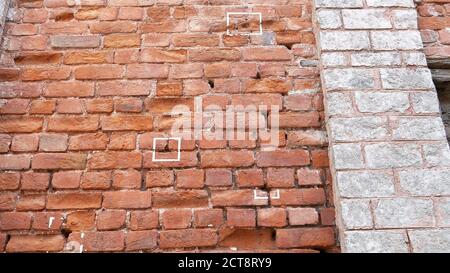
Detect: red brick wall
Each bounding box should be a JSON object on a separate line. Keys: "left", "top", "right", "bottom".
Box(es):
{"left": 417, "top": 0, "right": 450, "bottom": 59}
{"left": 0, "top": 0, "right": 337, "bottom": 252}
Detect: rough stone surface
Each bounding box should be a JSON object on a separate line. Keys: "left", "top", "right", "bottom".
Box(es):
{"left": 320, "top": 31, "right": 370, "bottom": 51}
{"left": 337, "top": 171, "right": 395, "bottom": 198}
{"left": 399, "top": 170, "right": 450, "bottom": 196}
{"left": 323, "top": 69, "right": 375, "bottom": 90}
{"left": 373, "top": 198, "right": 434, "bottom": 228}
{"left": 391, "top": 117, "right": 446, "bottom": 140}
{"left": 341, "top": 199, "right": 373, "bottom": 229}
{"left": 354, "top": 92, "right": 409, "bottom": 113}
{"left": 329, "top": 117, "right": 388, "bottom": 141}
{"left": 342, "top": 9, "right": 391, "bottom": 29}
{"left": 365, "top": 143, "right": 422, "bottom": 169}
{"left": 380, "top": 68, "right": 434, "bottom": 89}
{"left": 423, "top": 143, "right": 450, "bottom": 167}
{"left": 326, "top": 92, "right": 354, "bottom": 116}
{"left": 317, "top": 10, "right": 342, "bottom": 29}
{"left": 344, "top": 231, "right": 409, "bottom": 253}
{"left": 332, "top": 144, "right": 364, "bottom": 170}
{"left": 409, "top": 230, "right": 450, "bottom": 253}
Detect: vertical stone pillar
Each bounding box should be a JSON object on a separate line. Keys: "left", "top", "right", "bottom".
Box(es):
{"left": 314, "top": 0, "right": 450, "bottom": 252}
{"left": 0, "top": 0, "right": 10, "bottom": 50}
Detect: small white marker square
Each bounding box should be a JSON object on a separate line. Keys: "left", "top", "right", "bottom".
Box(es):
{"left": 226, "top": 12, "right": 263, "bottom": 36}
{"left": 152, "top": 137, "right": 181, "bottom": 162}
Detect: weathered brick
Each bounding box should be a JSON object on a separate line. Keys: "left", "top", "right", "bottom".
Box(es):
{"left": 162, "top": 209, "right": 192, "bottom": 229}
{"left": 256, "top": 150, "right": 309, "bottom": 167}
{"left": 48, "top": 116, "right": 99, "bottom": 132}
{"left": 81, "top": 171, "right": 111, "bottom": 190}
{"left": 0, "top": 212, "right": 32, "bottom": 230}
{"left": 103, "top": 191, "right": 151, "bottom": 209}
{"left": 97, "top": 210, "right": 127, "bottom": 230}
{"left": 212, "top": 190, "right": 268, "bottom": 207}
{"left": 271, "top": 188, "right": 326, "bottom": 206}
{"left": 0, "top": 173, "right": 20, "bottom": 190}
{"left": 39, "top": 134, "right": 68, "bottom": 152}
{"left": 44, "top": 82, "right": 94, "bottom": 97}
{"left": 74, "top": 65, "right": 123, "bottom": 80}
{"left": 276, "top": 228, "right": 335, "bottom": 249}
{"left": 201, "top": 151, "right": 254, "bottom": 168}
{"left": 101, "top": 115, "right": 152, "bottom": 131}
{"left": 32, "top": 153, "right": 87, "bottom": 170}
{"left": 288, "top": 208, "right": 319, "bottom": 226}
{"left": 66, "top": 211, "right": 96, "bottom": 231}
{"left": 194, "top": 209, "right": 223, "bottom": 228}
{"left": 0, "top": 117, "right": 43, "bottom": 133}
{"left": 88, "top": 151, "right": 142, "bottom": 169}
{"left": 130, "top": 210, "right": 159, "bottom": 230}
{"left": 258, "top": 208, "right": 287, "bottom": 227}
{"left": 0, "top": 154, "right": 31, "bottom": 170}
{"left": 6, "top": 235, "right": 65, "bottom": 252}
{"left": 47, "top": 193, "right": 102, "bottom": 209}
{"left": 21, "top": 172, "right": 50, "bottom": 191}
{"left": 50, "top": 35, "right": 100, "bottom": 48}
{"left": 52, "top": 171, "right": 81, "bottom": 189}
{"left": 126, "top": 230, "right": 158, "bottom": 251}
{"left": 160, "top": 229, "right": 217, "bottom": 248}
{"left": 82, "top": 231, "right": 125, "bottom": 252}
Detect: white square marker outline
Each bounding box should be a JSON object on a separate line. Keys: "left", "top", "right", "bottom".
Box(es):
{"left": 226, "top": 12, "right": 263, "bottom": 36}
{"left": 152, "top": 137, "right": 181, "bottom": 162}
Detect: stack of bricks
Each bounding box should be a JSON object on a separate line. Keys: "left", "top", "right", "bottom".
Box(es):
{"left": 417, "top": 0, "right": 450, "bottom": 59}
{"left": 0, "top": 0, "right": 338, "bottom": 252}
{"left": 315, "top": 0, "right": 450, "bottom": 252}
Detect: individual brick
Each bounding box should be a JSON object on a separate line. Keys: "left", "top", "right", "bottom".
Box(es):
{"left": 52, "top": 171, "right": 81, "bottom": 189}
{"left": 39, "top": 134, "right": 68, "bottom": 152}
{"left": 257, "top": 208, "right": 287, "bottom": 227}
{"left": 227, "top": 208, "right": 256, "bottom": 228}
{"left": 129, "top": 210, "right": 159, "bottom": 230}
{"left": 66, "top": 211, "right": 96, "bottom": 231}
{"left": 193, "top": 209, "right": 223, "bottom": 228}
{"left": 126, "top": 230, "right": 158, "bottom": 251}
{"left": 97, "top": 210, "right": 127, "bottom": 231}
{"left": 6, "top": 235, "right": 65, "bottom": 252}
{"left": 276, "top": 228, "right": 335, "bottom": 249}
{"left": 162, "top": 209, "right": 192, "bottom": 229}
{"left": 103, "top": 191, "right": 152, "bottom": 209}
{"left": 288, "top": 208, "right": 319, "bottom": 226}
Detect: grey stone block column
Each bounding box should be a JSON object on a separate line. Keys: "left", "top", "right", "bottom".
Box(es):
{"left": 0, "top": 0, "right": 10, "bottom": 51}
{"left": 313, "top": 0, "right": 450, "bottom": 252}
